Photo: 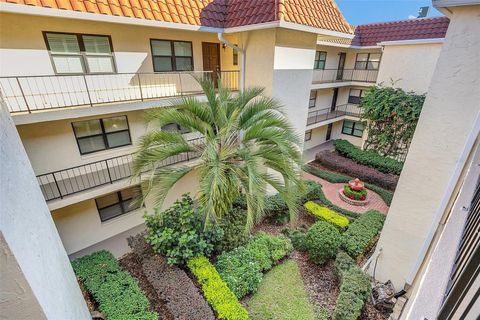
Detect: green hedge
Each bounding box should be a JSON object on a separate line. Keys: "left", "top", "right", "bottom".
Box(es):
{"left": 333, "top": 139, "right": 403, "bottom": 175}
{"left": 305, "top": 165, "right": 394, "bottom": 206}
{"left": 216, "top": 232, "right": 293, "bottom": 298}
{"left": 305, "top": 221, "right": 342, "bottom": 265}
{"left": 187, "top": 256, "right": 250, "bottom": 320}
{"left": 333, "top": 251, "right": 371, "bottom": 320}
{"left": 72, "top": 250, "right": 157, "bottom": 320}
{"left": 342, "top": 210, "right": 385, "bottom": 258}
{"left": 304, "top": 201, "right": 349, "bottom": 231}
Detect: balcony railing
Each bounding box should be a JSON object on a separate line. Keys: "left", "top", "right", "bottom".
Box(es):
{"left": 312, "top": 69, "right": 378, "bottom": 84}
{"left": 0, "top": 71, "right": 240, "bottom": 114}
{"left": 36, "top": 137, "right": 205, "bottom": 202}
{"left": 307, "top": 104, "right": 362, "bottom": 126}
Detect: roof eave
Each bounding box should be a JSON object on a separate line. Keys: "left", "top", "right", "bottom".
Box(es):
{"left": 378, "top": 38, "right": 445, "bottom": 46}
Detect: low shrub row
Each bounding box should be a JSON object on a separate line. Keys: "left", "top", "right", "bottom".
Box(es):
{"left": 142, "top": 254, "right": 215, "bottom": 320}
{"left": 216, "top": 232, "right": 293, "bottom": 298}
{"left": 342, "top": 210, "right": 386, "bottom": 258}
{"left": 314, "top": 150, "right": 398, "bottom": 191}
{"left": 333, "top": 139, "right": 403, "bottom": 175}
{"left": 305, "top": 165, "right": 394, "bottom": 206}
{"left": 187, "top": 256, "right": 250, "bottom": 320}
{"left": 306, "top": 221, "right": 342, "bottom": 265}
{"left": 333, "top": 251, "right": 371, "bottom": 320}
{"left": 71, "top": 250, "right": 158, "bottom": 320}
{"left": 304, "top": 201, "right": 349, "bottom": 231}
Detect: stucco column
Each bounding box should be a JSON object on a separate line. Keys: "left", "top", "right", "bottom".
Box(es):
{"left": 0, "top": 101, "right": 90, "bottom": 319}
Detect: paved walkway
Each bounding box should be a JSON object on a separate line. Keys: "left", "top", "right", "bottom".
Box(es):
{"left": 303, "top": 171, "right": 389, "bottom": 215}
{"left": 303, "top": 140, "right": 334, "bottom": 163}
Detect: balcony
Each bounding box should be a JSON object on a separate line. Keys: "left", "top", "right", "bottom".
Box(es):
{"left": 36, "top": 137, "right": 205, "bottom": 202}
{"left": 307, "top": 104, "right": 362, "bottom": 126}
{"left": 312, "top": 69, "right": 378, "bottom": 86}
{"left": 0, "top": 71, "right": 239, "bottom": 114}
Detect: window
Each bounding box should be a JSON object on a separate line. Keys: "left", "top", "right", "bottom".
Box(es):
{"left": 95, "top": 186, "right": 142, "bottom": 222}
{"left": 150, "top": 39, "right": 193, "bottom": 72}
{"left": 72, "top": 115, "right": 131, "bottom": 154}
{"left": 348, "top": 89, "right": 366, "bottom": 104}
{"left": 233, "top": 45, "right": 239, "bottom": 66}
{"left": 314, "top": 51, "right": 327, "bottom": 69}
{"left": 305, "top": 130, "right": 312, "bottom": 141}
{"left": 309, "top": 91, "right": 317, "bottom": 108}
{"left": 44, "top": 32, "right": 116, "bottom": 74}
{"left": 354, "top": 53, "right": 381, "bottom": 70}
{"left": 342, "top": 120, "right": 365, "bottom": 137}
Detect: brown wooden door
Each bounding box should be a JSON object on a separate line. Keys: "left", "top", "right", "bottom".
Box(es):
{"left": 202, "top": 42, "right": 220, "bottom": 86}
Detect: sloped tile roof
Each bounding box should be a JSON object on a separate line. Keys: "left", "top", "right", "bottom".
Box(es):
{"left": 0, "top": 0, "right": 353, "bottom": 34}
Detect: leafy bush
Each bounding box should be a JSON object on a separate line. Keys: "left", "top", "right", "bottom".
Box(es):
{"left": 142, "top": 254, "right": 215, "bottom": 319}
{"left": 343, "top": 185, "right": 367, "bottom": 201}
{"left": 342, "top": 210, "right": 385, "bottom": 258}
{"left": 216, "top": 232, "right": 293, "bottom": 298}
{"left": 187, "top": 256, "right": 250, "bottom": 320}
{"left": 304, "top": 201, "right": 349, "bottom": 231}
{"left": 305, "top": 221, "right": 342, "bottom": 265}
{"left": 144, "top": 194, "right": 223, "bottom": 265}
{"left": 333, "top": 252, "right": 371, "bottom": 320}
{"left": 334, "top": 139, "right": 403, "bottom": 175}
{"left": 282, "top": 227, "right": 308, "bottom": 251}
{"left": 217, "top": 207, "right": 249, "bottom": 252}
{"left": 300, "top": 180, "right": 324, "bottom": 203}
{"left": 315, "top": 150, "right": 398, "bottom": 191}
{"left": 71, "top": 250, "right": 158, "bottom": 320}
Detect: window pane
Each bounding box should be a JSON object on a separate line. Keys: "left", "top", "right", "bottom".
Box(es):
{"left": 82, "top": 35, "right": 111, "bottom": 54}
{"left": 52, "top": 56, "right": 84, "bottom": 74}
{"left": 174, "top": 42, "right": 192, "bottom": 56}
{"left": 355, "top": 61, "right": 367, "bottom": 69}
{"left": 369, "top": 53, "right": 381, "bottom": 62}
{"left": 353, "top": 129, "right": 364, "bottom": 137}
{"left": 319, "top": 52, "right": 327, "bottom": 60}
{"left": 99, "top": 203, "right": 124, "bottom": 221}
{"left": 106, "top": 131, "right": 131, "bottom": 148}
{"left": 151, "top": 40, "right": 172, "bottom": 55}
{"left": 153, "top": 56, "right": 173, "bottom": 71}
{"left": 96, "top": 192, "right": 120, "bottom": 209}
{"left": 120, "top": 187, "right": 140, "bottom": 200}
{"left": 73, "top": 119, "right": 102, "bottom": 137}
{"left": 103, "top": 116, "right": 128, "bottom": 133}
{"left": 317, "top": 61, "right": 325, "bottom": 69}
{"left": 356, "top": 53, "right": 369, "bottom": 62}
{"left": 343, "top": 120, "right": 354, "bottom": 129}
{"left": 122, "top": 198, "right": 141, "bottom": 213}
{"left": 85, "top": 56, "right": 114, "bottom": 73}
{"left": 350, "top": 89, "right": 361, "bottom": 97}
{"left": 367, "top": 61, "right": 380, "bottom": 70}
{"left": 46, "top": 33, "right": 80, "bottom": 54}
{"left": 175, "top": 57, "right": 193, "bottom": 71}
{"left": 355, "top": 122, "right": 365, "bottom": 130}
{"left": 315, "top": 51, "right": 320, "bottom": 60}
{"left": 78, "top": 136, "right": 106, "bottom": 154}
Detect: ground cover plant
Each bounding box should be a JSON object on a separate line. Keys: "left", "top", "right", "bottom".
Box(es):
{"left": 247, "top": 259, "right": 316, "bottom": 320}
{"left": 305, "top": 221, "right": 342, "bottom": 265}
{"left": 188, "top": 256, "right": 250, "bottom": 320}
{"left": 71, "top": 250, "right": 157, "bottom": 320}
{"left": 342, "top": 210, "right": 386, "bottom": 259}
{"left": 304, "top": 201, "right": 349, "bottom": 231}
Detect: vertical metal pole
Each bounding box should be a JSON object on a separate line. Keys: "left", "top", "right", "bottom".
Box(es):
{"left": 178, "top": 73, "right": 183, "bottom": 97}
{"left": 83, "top": 75, "right": 93, "bottom": 107}
{"left": 16, "top": 77, "right": 31, "bottom": 113}
{"left": 52, "top": 174, "right": 63, "bottom": 199}
{"left": 137, "top": 73, "right": 144, "bottom": 101}
{"left": 106, "top": 159, "right": 113, "bottom": 184}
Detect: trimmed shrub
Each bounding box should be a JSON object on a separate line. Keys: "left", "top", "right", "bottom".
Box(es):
{"left": 188, "top": 256, "right": 250, "bottom": 320}
{"left": 217, "top": 207, "right": 249, "bottom": 252}
{"left": 300, "top": 180, "right": 324, "bottom": 203}
{"left": 142, "top": 254, "right": 214, "bottom": 319}
{"left": 216, "top": 232, "right": 293, "bottom": 298}
{"left": 71, "top": 250, "right": 158, "bottom": 320}
{"left": 343, "top": 185, "right": 367, "bottom": 201}
{"left": 304, "top": 201, "right": 349, "bottom": 231}
{"left": 144, "top": 194, "right": 223, "bottom": 265}
{"left": 305, "top": 221, "right": 342, "bottom": 265}
{"left": 282, "top": 227, "right": 308, "bottom": 251}
{"left": 342, "top": 210, "right": 386, "bottom": 258}
{"left": 334, "top": 139, "right": 403, "bottom": 175}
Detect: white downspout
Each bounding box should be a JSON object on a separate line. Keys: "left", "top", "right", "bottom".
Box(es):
{"left": 218, "top": 33, "right": 245, "bottom": 92}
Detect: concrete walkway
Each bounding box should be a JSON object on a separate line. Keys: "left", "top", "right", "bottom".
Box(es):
{"left": 302, "top": 140, "right": 334, "bottom": 163}
{"left": 303, "top": 171, "right": 389, "bottom": 215}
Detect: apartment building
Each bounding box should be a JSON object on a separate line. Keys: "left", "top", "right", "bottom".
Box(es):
{"left": 0, "top": 0, "right": 450, "bottom": 260}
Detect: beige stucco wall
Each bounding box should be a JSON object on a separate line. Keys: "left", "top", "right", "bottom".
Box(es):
{"left": 376, "top": 42, "right": 443, "bottom": 93}
{"left": 368, "top": 5, "right": 480, "bottom": 291}
{"left": 0, "top": 12, "right": 239, "bottom": 76}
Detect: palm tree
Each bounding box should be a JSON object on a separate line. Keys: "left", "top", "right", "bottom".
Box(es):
{"left": 133, "top": 76, "right": 304, "bottom": 229}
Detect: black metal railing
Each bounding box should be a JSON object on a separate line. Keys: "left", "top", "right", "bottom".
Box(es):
{"left": 0, "top": 71, "right": 240, "bottom": 113}
{"left": 312, "top": 69, "right": 379, "bottom": 84}
{"left": 36, "top": 137, "right": 205, "bottom": 201}
{"left": 307, "top": 104, "right": 362, "bottom": 126}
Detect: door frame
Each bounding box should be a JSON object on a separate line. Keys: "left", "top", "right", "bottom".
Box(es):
{"left": 337, "top": 52, "right": 346, "bottom": 80}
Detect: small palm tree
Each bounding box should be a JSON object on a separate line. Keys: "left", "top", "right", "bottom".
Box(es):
{"left": 133, "top": 77, "right": 304, "bottom": 229}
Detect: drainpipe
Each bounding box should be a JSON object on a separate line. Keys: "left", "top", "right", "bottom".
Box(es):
{"left": 218, "top": 33, "right": 245, "bottom": 92}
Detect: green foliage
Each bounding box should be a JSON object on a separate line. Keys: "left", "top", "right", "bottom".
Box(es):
{"left": 360, "top": 85, "right": 425, "bottom": 158}
{"left": 216, "top": 232, "right": 293, "bottom": 299}
{"left": 333, "top": 252, "right": 371, "bottom": 320}
{"left": 304, "top": 201, "right": 349, "bottom": 231}
{"left": 71, "top": 251, "right": 157, "bottom": 320}
{"left": 217, "top": 207, "right": 249, "bottom": 252}
{"left": 247, "top": 260, "right": 316, "bottom": 320}
{"left": 281, "top": 227, "right": 308, "bottom": 252}
{"left": 133, "top": 77, "right": 304, "bottom": 231}
{"left": 343, "top": 185, "right": 368, "bottom": 201}
{"left": 144, "top": 194, "right": 223, "bottom": 265}
{"left": 334, "top": 139, "right": 403, "bottom": 175}
{"left": 342, "top": 210, "right": 386, "bottom": 258}
{"left": 300, "top": 180, "right": 324, "bottom": 203}
{"left": 305, "top": 221, "right": 342, "bottom": 265}
{"left": 187, "top": 256, "right": 250, "bottom": 320}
